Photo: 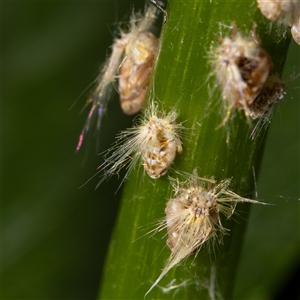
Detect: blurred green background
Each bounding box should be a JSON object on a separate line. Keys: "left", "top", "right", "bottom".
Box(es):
{"left": 2, "top": 1, "right": 299, "bottom": 299}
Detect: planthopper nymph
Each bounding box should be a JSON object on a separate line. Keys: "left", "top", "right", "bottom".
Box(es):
{"left": 145, "top": 170, "right": 269, "bottom": 296}
{"left": 76, "top": 4, "right": 161, "bottom": 151}
{"left": 210, "top": 23, "right": 273, "bottom": 126}
{"left": 95, "top": 101, "right": 183, "bottom": 188}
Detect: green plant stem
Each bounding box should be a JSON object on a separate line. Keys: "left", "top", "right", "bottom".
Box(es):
{"left": 98, "top": 1, "right": 291, "bottom": 299}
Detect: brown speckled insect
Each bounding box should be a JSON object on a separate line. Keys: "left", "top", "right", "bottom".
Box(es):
{"left": 210, "top": 24, "right": 273, "bottom": 125}
{"left": 247, "top": 74, "right": 285, "bottom": 120}
{"left": 76, "top": 4, "right": 159, "bottom": 151}
{"left": 145, "top": 170, "right": 268, "bottom": 296}
{"left": 257, "top": 0, "right": 300, "bottom": 45}
{"left": 95, "top": 102, "right": 183, "bottom": 188}
{"left": 249, "top": 74, "right": 285, "bottom": 139}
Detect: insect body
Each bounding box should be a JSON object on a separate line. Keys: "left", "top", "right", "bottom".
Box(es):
{"left": 140, "top": 111, "right": 183, "bottom": 179}
{"left": 211, "top": 24, "right": 273, "bottom": 125}
{"left": 249, "top": 74, "right": 286, "bottom": 139}
{"left": 145, "top": 170, "right": 268, "bottom": 296}
{"left": 291, "top": 19, "right": 300, "bottom": 44}
{"left": 247, "top": 74, "right": 285, "bottom": 120}
{"left": 96, "top": 102, "right": 183, "bottom": 187}
{"left": 257, "top": 0, "right": 288, "bottom": 20}
{"left": 257, "top": 0, "right": 300, "bottom": 45}
{"left": 119, "top": 31, "right": 158, "bottom": 115}
{"left": 76, "top": 4, "right": 159, "bottom": 151}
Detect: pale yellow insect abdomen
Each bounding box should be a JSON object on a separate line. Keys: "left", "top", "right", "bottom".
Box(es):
{"left": 140, "top": 115, "right": 182, "bottom": 179}
{"left": 119, "top": 31, "right": 158, "bottom": 115}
